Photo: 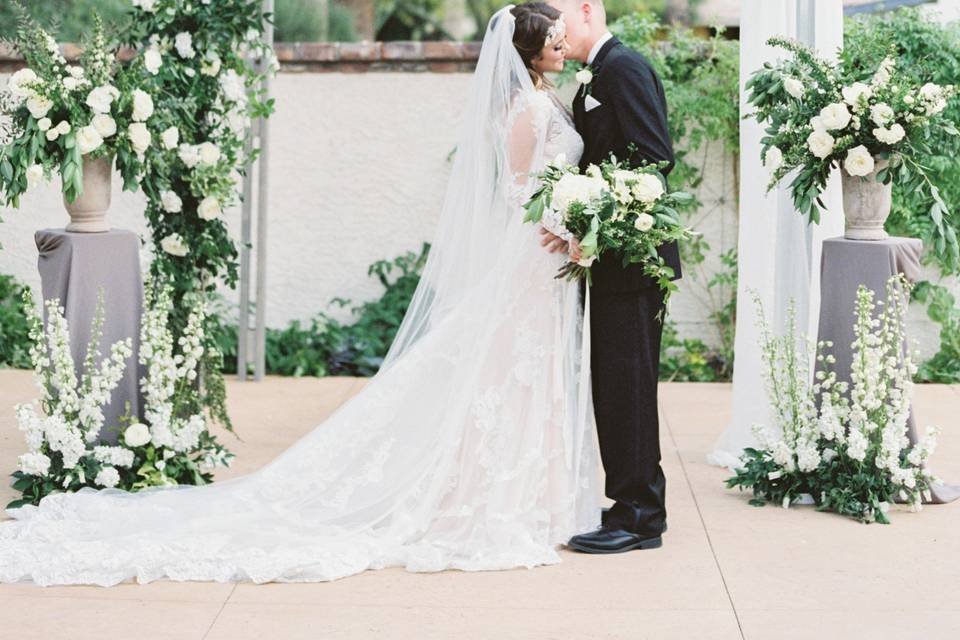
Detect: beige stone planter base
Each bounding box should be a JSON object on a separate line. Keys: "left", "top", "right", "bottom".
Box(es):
{"left": 64, "top": 155, "right": 112, "bottom": 233}
{"left": 842, "top": 158, "right": 891, "bottom": 241}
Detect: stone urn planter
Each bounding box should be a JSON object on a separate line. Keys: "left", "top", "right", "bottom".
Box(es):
{"left": 842, "top": 158, "right": 891, "bottom": 241}
{"left": 63, "top": 155, "right": 112, "bottom": 233}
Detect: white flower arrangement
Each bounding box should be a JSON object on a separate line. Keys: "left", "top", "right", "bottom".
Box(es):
{"left": 747, "top": 38, "right": 958, "bottom": 260}
{"left": 728, "top": 276, "right": 940, "bottom": 524}
{"left": 7, "top": 281, "right": 234, "bottom": 509}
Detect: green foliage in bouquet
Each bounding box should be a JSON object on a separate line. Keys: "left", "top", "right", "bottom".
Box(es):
{"left": 746, "top": 36, "right": 959, "bottom": 266}
{"left": 727, "top": 277, "right": 940, "bottom": 524}
{"left": 0, "top": 273, "right": 32, "bottom": 369}
{"left": 523, "top": 155, "right": 693, "bottom": 300}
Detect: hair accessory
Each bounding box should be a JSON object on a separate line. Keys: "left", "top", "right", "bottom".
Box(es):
{"left": 544, "top": 18, "right": 566, "bottom": 48}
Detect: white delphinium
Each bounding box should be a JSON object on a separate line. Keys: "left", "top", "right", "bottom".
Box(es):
{"left": 95, "top": 466, "right": 120, "bottom": 488}
{"left": 93, "top": 445, "right": 135, "bottom": 468}
{"left": 18, "top": 452, "right": 52, "bottom": 477}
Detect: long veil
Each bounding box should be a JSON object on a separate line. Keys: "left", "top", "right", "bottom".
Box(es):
{"left": 0, "top": 6, "right": 600, "bottom": 586}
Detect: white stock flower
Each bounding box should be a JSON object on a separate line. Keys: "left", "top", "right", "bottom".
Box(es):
{"left": 95, "top": 466, "right": 120, "bottom": 488}
{"left": 632, "top": 173, "right": 665, "bottom": 203}
{"left": 124, "top": 422, "right": 151, "bottom": 447}
{"left": 842, "top": 82, "right": 872, "bottom": 107}
{"left": 161, "top": 190, "right": 183, "bottom": 213}
{"left": 844, "top": 145, "right": 875, "bottom": 177}
{"left": 17, "top": 452, "right": 51, "bottom": 476}
{"left": 161, "top": 126, "right": 180, "bottom": 150}
{"left": 198, "top": 196, "right": 222, "bottom": 220}
{"left": 160, "top": 233, "right": 189, "bottom": 256}
{"left": 807, "top": 129, "right": 835, "bottom": 159}
{"left": 26, "top": 95, "right": 52, "bottom": 119}
{"left": 178, "top": 143, "right": 200, "bottom": 168}
{"left": 92, "top": 114, "right": 117, "bottom": 138}
{"left": 846, "top": 429, "right": 868, "bottom": 461}
{"left": 634, "top": 212, "right": 655, "bottom": 232}
{"left": 869, "top": 103, "right": 894, "bottom": 126}
{"left": 127, "top": 122, "right": 151, "bottom": 155}
{"left": 197, "top": 141, "right": 221, "bottom": 165}
{"left": 144, "top": 47, "right": 163, "bottom": 75}
{"left": 26, "top": 164, "right": 45, "bottom": 189}
{"left": 85, "top": 85, "right": 118, "bottom": 114}
{"left": 819, "top": 102, "right": 852, "bottom": 130}
{"left": 575, "top": 68, "right": 593, "bottom": 85}
{"left": 874, "top": 123, "right": 905, "bottom": 145}
{"left": 764, "top": 146, "right": 783, "bottom": 172}
{"left": 783, "top": 76, "right": 804, "bottom": 99}
{"left": 93, "top": 445, "right": 135, "bottom": 468}
{"left": 175, "top": 32, "right": 196, "bottom": 59}
{"left": 76, "top": 125, "right": 104, "bottom": 154}
{"left": 132, "top": 89, "right": 154, "bottom": 121}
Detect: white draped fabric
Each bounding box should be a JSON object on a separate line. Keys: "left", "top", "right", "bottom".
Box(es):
{"left": 708, "top": 0, "right": 846, "bottom": 469}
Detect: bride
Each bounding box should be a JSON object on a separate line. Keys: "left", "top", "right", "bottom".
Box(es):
{"left": 0, "top": 3, "right": 601, "bottom": 586}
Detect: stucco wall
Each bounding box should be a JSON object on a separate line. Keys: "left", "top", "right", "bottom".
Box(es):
{"left": 0, "top": 67, "right": 951, "bottom": 360}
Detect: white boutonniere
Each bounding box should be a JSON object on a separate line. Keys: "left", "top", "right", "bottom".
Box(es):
{"left": 575, "top": 65, "right": 594, "bottom": 95}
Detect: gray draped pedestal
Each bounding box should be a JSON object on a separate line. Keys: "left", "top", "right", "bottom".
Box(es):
{"left": 817, "top": 236, "right": 959, "bottom": 504}
{"left": 35, "top": 228, "right": 143, "bottom": 445}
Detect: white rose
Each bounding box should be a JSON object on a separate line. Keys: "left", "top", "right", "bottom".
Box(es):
{"left": 85, "top": 85, "right": 117, "bottom": 114}
{"left": 127, "top": 122, "right": 151, "bottom": 155}
{"left": 634, "top": 212, "right": 655, "bottom": 232}
{"left": 161, "top": 190, "right": 183, "bottom": 213}
{"left": 95, "top": 466, "right": 120, "bottom": 488}
{"left": 806, "top": 130, "right": 835, "bottom": 159}
{"left": 927, "top": 99, "right": 947, "bottom": 116}
{"left": 9, "top": 68, "right": 39, "bottom": 98}
{"left": 844, "top": 145, "right": 875, "bottom": 177}
{"left": 764, "top": 146, "right": 783, "bottom": 172}
{"left": 175, "top": 32, "right": 195, "bottom": 59}
{"left": 903, "top": 94, "right": 915, "bottom": 105}
{"left": 632, "top": 173, "right": 665, "bottom": 203}
{"left": 161, "top": 126, "right": 180, "bottom": 150}
{"left": 67, "top": 65, "right": 84, "bottom": 79}
{"left": 874, "top": 123, "right": 905, "bottom": 145}
{"left": 919, "top": 82, "right": 942, "bottom": 101}
{"left": 551, "top": 173, "right": 607, "bottom": 212}
{"left": 155, "top": 460, "right": 166, "bottom": 472}
{"left": 37, "top": 117, "right": 52, "bottom": 132}
{"left": 56, "top": 120, "right": 71, "bottom": 135}
{"left": 160, "top": 233, "right": 189, "bottom": 257}
{"left": 201, "top": 53, "right": 222, "bottom": 77}
{"left": 124, "top": 422, "right": 151, "bottom": 447}
{"left": 132, "top": 89, "right": 154, "bottom": 121}
{"left": 45, "top": 129, "right": 60, "bottom": 141}
{"left": 841, "top": 82, "right": 872, "bottom": 107}
{"left": 144, "top": 47, "right": 163, "bottom": 75}
{"left": 219, "top": 70, "right": 246, "bottom": 102}
{"left": 197, "top": 141, "right": 221, "bottom": 165}
{"left": 26, "top": 164, "right": 45, "bottom": 189}
{"left": 869, "top": 102, "right": 894, "bottom": 126}
{"left": 178, "top": 143, "right": 200, "bottom": 168}
{"left": 577, "top": 254, "right": 596, "bottom": 267}
{"left": 819, "top": 102, "right": 852, "bottom": 130}
{"left": 132, "top": 0, "right": 157, "bottom": 11}
{"left": 92, "top": 113, "right": 117, "bottom": 138}
{"left": 809, "top": 115, "right": 825, "bottom": 132}
{"left": 783, "top": 76, "right": 804, "bottom": 99}
{"left": 76, "top": 125, "right": 104, "bottom": 154}
{"left": 26, "top": 95, "right": 52, "bottom": 119}
{"left": 575, "top": 68, "right": 593, "bottom": 85}
{"left": 62, "top": 76, "right": 78, "bottom": 91}
{"left": 198, "top": 196, "right": 222, "bottom": 220}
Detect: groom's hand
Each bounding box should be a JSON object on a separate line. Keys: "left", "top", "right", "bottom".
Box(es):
{"left": 539, "top": 228, "right": 568, "bottom": 254}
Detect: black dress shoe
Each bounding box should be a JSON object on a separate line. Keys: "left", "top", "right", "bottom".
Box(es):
{"left": 600, "top": 507, "right": 668, "bottom": 534}
{"left": 567, "top": 527, "right": 663, "bottom": 554}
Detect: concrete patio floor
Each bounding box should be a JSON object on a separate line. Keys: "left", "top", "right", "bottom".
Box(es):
{"left": 1, "top": 369, "right": 958, "bottom": 640}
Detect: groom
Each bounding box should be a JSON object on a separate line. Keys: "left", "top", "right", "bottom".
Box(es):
{"left": 545, "top": 0, "right": 681, "bottom": 553}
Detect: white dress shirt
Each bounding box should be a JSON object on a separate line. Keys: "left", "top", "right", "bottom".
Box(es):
{"left": 587, "top": 31, "right": 614, "bottom": 65}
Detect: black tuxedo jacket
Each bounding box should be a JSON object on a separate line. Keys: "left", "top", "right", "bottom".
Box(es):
{"left": 573, "top": 37, "right": 682, "bottom": 293}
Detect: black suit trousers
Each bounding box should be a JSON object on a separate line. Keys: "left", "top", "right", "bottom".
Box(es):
{"left": 588, "top": 284, "right": 667, "bottom": 535}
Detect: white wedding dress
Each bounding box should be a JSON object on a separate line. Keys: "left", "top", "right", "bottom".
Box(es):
{"left": 0, "top": 8, "right": 601, "bottom": 586}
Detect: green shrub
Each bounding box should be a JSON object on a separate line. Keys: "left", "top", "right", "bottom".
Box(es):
{"left": 0, "top": 273, "right": 31, "bottom": 369}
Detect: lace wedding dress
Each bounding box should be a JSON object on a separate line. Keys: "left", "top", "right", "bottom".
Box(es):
{"left": 0, "top": 8, "right": 600, "bottom": 586}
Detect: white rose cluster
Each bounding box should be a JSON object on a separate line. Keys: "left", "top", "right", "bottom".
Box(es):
{"left": 550, "top": 173, "right": 607, "bottom": 213}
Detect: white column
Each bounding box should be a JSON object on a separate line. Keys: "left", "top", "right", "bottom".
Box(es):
{"left": 708, "top": 0, "right": 844, "bottom": 468}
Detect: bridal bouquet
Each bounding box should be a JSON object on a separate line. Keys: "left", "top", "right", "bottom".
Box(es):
{"left": 8, "top": 281, "right": 233, "bottom": 509}
{"left": 746, "top": 37, "right": 959, "bottom": 258}
{"left": 0, "top": 9, "right": 153, "bottom": 207}
{"left": 727, "top": 276, "right": 940, "bottom": 524}
{"left": 523, "top": 154, "right": 693, "bottom": 297}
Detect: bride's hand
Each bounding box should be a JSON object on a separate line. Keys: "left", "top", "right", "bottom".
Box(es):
{"left": 567, "top": 237, "right": 582, "bottom": 263}
{"left": 539, "top": 227, "right": 568, "bottom": 254}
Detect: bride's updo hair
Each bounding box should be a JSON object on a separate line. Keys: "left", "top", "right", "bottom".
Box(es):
{"left": 510, "top": 2, "right": 563, "bottom": 90}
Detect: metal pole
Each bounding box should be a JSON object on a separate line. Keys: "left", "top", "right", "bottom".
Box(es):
{"left": 237, "top": 108, "right": 255, "bottom": 381}
{"left": 254, "top": 0, "right": 274, "bottom": 381}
